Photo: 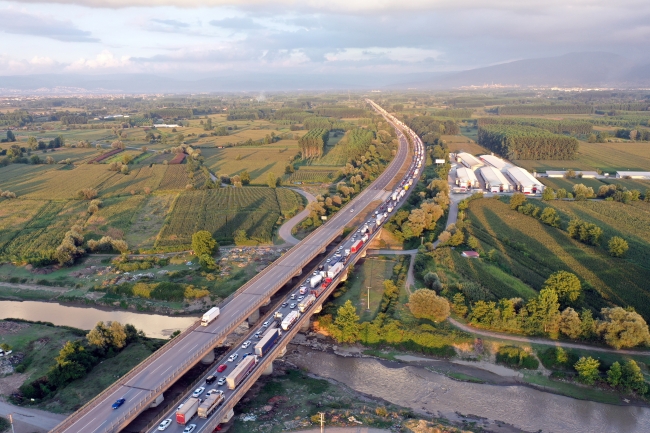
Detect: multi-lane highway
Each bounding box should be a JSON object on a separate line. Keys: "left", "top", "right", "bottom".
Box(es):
{"left": 50, "top": 100, "right": 421, "bottom": 433}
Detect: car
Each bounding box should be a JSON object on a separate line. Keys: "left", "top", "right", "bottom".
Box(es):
{"left": 192, "top": 387, "right": 205, "bottom": 398}
{"left": 350, "top": 209, "right": 354, "bottom": 212}
{"left": 290, "top": 303, "right": 296, "bottom": 309}
{"left": 254, "top": 331, "right": 262, "bottom": 338}
{"left": 158, "top": 419, "right": 172, "bottom": 431}
{"left": 281, "top": 302, "right": 288, "bottom": 308}
{"left": 206, "top": 375, "right": 216, "bottom": 384}
{"left": 228, "top": 353, "right": 238, "bottom": 362}
{"left": 176, "top": 402, "right": 184, "bottom": 411}
{"left": 326, "top": 258, "right": 331, "bottom": 263}
{"left": 217, "top": 377, "right": 226, "bottom": 386}
{"left": 312, "top": 271, "right": 318, "bottom": 276}
{"left": 297, "top": 296, "right": 304, "bottom": 301}
{"left": 335, "top": 253, "right": 342, "bottom": 258}
{"left": 217, "top": 364, "right": 227, "bottom": 373}
{"left": 290, "top": 294, "right": 296, "bottom": 300}
{"left": 242, "top": 352, "right": 253, "bottom": 359}
{"left": 241, "top": 340, "right": 251, "bottom": 349}
{"left": 112, "top": 398, "right": 126, "bottom": 410}
{"left": 262, "top": 321, "right": 270, "bottom": 328}
{"left": 183, "top": 424, "right": 196, "bottom": 433}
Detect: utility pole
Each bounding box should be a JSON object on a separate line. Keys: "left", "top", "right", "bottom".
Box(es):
{"left": 9, "top": 414, "right": 15, "bottom": 433}
{"left": 367, "top": 286, "right": 370, "bottom": 311}
{"left": 319, "top": 411, "right": 325, "bottom": 433}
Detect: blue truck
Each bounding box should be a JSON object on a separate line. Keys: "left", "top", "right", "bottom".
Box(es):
{"left": 254, "top": 328, "right": 281, "bottom": 357}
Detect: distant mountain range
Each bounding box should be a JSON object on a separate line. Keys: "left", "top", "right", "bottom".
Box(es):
{"left": 1, "top": 52, "right": 649, "bottom": 94}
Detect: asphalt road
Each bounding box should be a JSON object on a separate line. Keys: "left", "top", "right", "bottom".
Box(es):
{"left": 52, "top": 102, "right": 418, "bottom": 433}
{"left": 277, "top": 188, "right": 317, "bottom": 245}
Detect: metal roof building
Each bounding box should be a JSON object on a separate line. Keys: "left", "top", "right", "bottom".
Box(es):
{"left": 480, "top": 154, "right": 512, "bottom": 171}
{"left": 616, "top": 171, "right": 650, "bottom": 179}
{"left": 505, "top": 166, "right": 545, "bottom": 194}
{"left": 456, "top": 167, "right": 479, "bottom": 188}
{"left": 456, "top": 152, "right": 483, "bottom": 170}
{"left": 479, "top": 166, "right": 512, "bottom": 193}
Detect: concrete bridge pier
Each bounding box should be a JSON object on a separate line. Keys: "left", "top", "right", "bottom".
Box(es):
{"left": 313, "top": 304, "right": 322, "bottom": 314}
{"left": 361, "top": 250, "right": 367, "bottom": 258}
{"left": 261, "top": 361, "right": 274, "bottom": 375}
{"left": 300, "top": 317, "right": 311, "bottom": 333}
{"left": 201, "top": 350, "right": 216, "bottom": 364}
{"left": 276, "top": 346, "right": 287, "bottom": 358}
{"left": 222, "top": 408, "right": 235, "bottom": 423}
{"left": 262, "top": 298, "right": 271, "bottom": 307}
{"left": 247, "top": 308, "right": 260, "bottom": 324}
{"left": 295, "top": 268, "right": 302, "bottom": 277}
{"left": 339, "top": 273, "right": 348, "bottom": 282}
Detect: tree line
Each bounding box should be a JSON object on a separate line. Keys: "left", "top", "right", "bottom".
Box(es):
{"left": 299, "top": 128, "right": 329, "bottom": 158}
{"left": 405, "top": 116, "right": 460, "bottom": 145}
{"left": 477, "top": 117, "right": 593, "bottom": 136}
{"left": 312, "top": 106, "right": 367, "bottom": 118}
{"left": 477, "top": 124, "right": 579, "bottom": 160}
{"left": 497, "top": 104, "right": 594, "bottom": 115}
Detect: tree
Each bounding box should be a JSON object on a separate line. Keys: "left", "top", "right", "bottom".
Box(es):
{"left": 510, "top": 192, "right": 526, "bottom": 210}
{"left": 621, "top": 360, "right": 648, "bottom": 394}
{"left": 6, "top": 130, "right": 16, "bottom": 142}
{"left": 109, "top": 321, "right": 127, "bottom": 349}
{"left": 86, "top": 322, "right": 111, "bottom": 349}
{"left": 466, "top": 235, "right": 479, "bottom": 250}
{"left": 111, "top": 239, "right": 129, "bottom": 253}
{"left": 543, "top": 271, "right": 581, "bottom": 303}
{"left": 120, "top": 165, "right": 129, "bottom": 175}
{"left": 526, "top": 288, "right": 560, "bottom": 337}
{"left": 285, "top": 164, "right": 294, "bottom": 174}
{"left": 607, "top": 361, "right": 622, "bottom": 387}
{"left": 27, "top": 136, "right": 38, "bottom": 149}
{"left": 192, "top": 230, "right": 217, "bottom": 256}
{"left": 333, "top": 300, "right": 360, "bottom": 343}
{"left": 539, "top": 207, "right": 560, "bottom": 227}
{"left": 559, "top": 307, "right": 582, "bottom": 339}
{"left": 199, "top": 254, "right": 217, "bottom": 270}
{"left": 452, "top": 293, "right": 468, "bottom": 318}
{"left": 408, "top": 289, "right": 450, "bottom": 322}
{"left": 542, "top": 187, "right": 556, "bottom": 201}
{"left": 267, "top": 171, "right": 278, "bottom": 188}
{"left": 240, "top": 171, "right": 251, "bottom": 185}
{"left": 574, "top": 356, "right": 600, "bottom": 385}
{"left": 572, "top": 183, "right": 594, "bottom": 200}
{"left": 234, "top": 229, "right": 248, "bottom": 245}
{"left": 580, "top": 308, "right": 597, "bottom": 340}
{"left": 608, "top": 237, "right": 629, "bottom": 257}
{"left": 598, "top": 307, "right": 650, "bottom": 349}
{"left": 423, "top": 272, "right": 443, "bottom": 292}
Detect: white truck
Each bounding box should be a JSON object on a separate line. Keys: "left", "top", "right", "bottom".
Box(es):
{"left": 226, "top": 356, "right": 258, "bottom": 390}
{"left": 309, "top": 274, "right": 323, "bottom": 288}
{"left": 387, "top": 205, "right": 394, "bottom": 213}
{"left": 298, "top": 294, "right": 316, "bottom": 313}
{"left": 281, "top": 310, "right": 301, "bottom": 331}
{"left": 201, "top": 307, "right": 220, "bottom": 326}
{"left": 391, "top": 190, "right": 399, "bottom": 201}
{"left": 327, "top": 262, "right": 344, "bottom": 279}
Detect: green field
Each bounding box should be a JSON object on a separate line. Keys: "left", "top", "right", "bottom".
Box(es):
{"left": 156, "top": 187, "right": 303, "bottom": 247}
{"left": 465, "top": 198, "right": 650, "bottom": 319}
{"left": 285, "top": 167, "right": 340, "bottom": 184}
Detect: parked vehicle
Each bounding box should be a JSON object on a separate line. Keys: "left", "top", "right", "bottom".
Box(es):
{"left": 176, "top": 398, "right": 199, "bottom": 424}
{"left": 226, "top": 355, "right": 258, "bottom": 389}
{"left": 201, "top": 307, "right": 220, "bottom": 326}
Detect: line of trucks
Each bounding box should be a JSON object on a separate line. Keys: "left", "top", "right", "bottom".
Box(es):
{"left": 178, "top": 101, "right": 425, "bottom": 426}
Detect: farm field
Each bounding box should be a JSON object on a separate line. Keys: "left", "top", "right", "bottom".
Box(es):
{"left": 540, "top": 177, "right": 608, "bottom": 191}
{"left": 156, "top": 187, "right": 303, "bottom": 248}
{"left": 0, "top": 164, "right": 60, "bottom": 195}
{"left": 125, "top": 193, "right": 177, "bottom": 251}
{"left": 442, "top": 134, "right": 488, "bottom": 155}
{"left": 17, "top": 165, "right": 119, "bottom": 200}
{"left": 465, "top": 198, "right": 650, "bottom": 320}
{"left": 285, "top": 167, "right": 340, "bottom": 184}
{"left": 516, "top": 141, "right": 650, "bottom": 173}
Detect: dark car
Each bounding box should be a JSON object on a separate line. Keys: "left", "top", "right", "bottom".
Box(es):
{"left": 206, "top": 375, "right": 216, "bottom": 384}
{"left": 112, "top": 398, "right": 126, "bottom": 410}
{"left": 216, "top": 364, "right": 227, "bottom": 373}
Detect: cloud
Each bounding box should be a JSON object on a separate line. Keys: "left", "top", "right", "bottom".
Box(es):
{"left": 209, "top": 17, "right": 264, "bottom": 29}
{"left": 67, "top": 50, "right": 131, "bottom": 70}
{"left": 151, "top": 18, "right": 190, "bottom": 28}
{"left": 1, "top": 8, "right": 99, "bottom": 42}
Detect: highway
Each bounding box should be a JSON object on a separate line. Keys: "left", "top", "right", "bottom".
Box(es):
{"left": 50, "top": 100, "right": 421, "bottom": 433}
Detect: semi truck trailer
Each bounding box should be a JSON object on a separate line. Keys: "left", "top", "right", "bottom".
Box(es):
{"left": 255, "top": 328, "right": 281, "bottom": 357}
{"left": 201, "top": 307, "right": 220, "bottom": 326}
{"left": 281, "top": 310, "right": 301, "bottom": 331}
{"left": 197, "top": 392, "right": 224, "bottom": 418}
{"left": 176, "top": 397, "right": 199, "bottom": 424}
{"left": 226, "top": 355, "right": 258, "bottom": 390}
{"left": 298, "top": 294, "right": 316, "bottom": 312}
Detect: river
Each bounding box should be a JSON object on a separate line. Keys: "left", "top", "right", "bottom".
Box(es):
{"left": 287, "top": 348, "right": 650, "bottom": 433}
{"left": 0, "top": 300, "right": 197, "bottom": 338}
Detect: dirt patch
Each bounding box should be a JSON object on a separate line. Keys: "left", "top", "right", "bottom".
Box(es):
{"left": 0, "top": 372, "right": 25, "bottom": 395}
{"left": 0, "top": 321, "right": 29, "bottom": 335}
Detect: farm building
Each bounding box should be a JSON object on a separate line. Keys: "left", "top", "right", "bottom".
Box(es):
{"left": 546, "top": 170, "right": 600, "bottom": 178}
{"left": 461, "top": 251, "right": 480, "bottom": 258}
{"left": 480, "top": 154, "right": 511, "bottom": 171}
{"left": 479, "top": 166, "right": 512, "bottom": 193}
{"left": 615, "top": 171, "right": 650, "bottom": 179}
{"left": 505, "top": 166, "right": 545, "bottom": 194}
{"left": 456, "top": 152, "right": 483, "bottom": 170}
{"left": 456, "top": 166, "right": 479, "bottom": 189}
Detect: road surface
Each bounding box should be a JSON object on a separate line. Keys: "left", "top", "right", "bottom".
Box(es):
{"left": 277, "top": 188, "right": 317, "bottom": 245}
{"left": 0, "top": 400, "right": 66, "bottom": 432}
{"left": 51, "top": 101, "right": 417, "bottom": 433}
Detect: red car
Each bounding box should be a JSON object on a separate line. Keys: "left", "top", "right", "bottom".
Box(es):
{"left": 216, "top": 364, "right": 227, "bottom": 373}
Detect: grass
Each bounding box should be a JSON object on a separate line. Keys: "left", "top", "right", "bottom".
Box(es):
{"left": 124, "top": 193, "right": 177, "bottom": 251}
{"left": 521, "top": 372, "right": 622, "bottom": 404}
{"left": 466, "top": 198, "right": 650, "bottom": 319}
{"left": 443, "top": 133, "right": 488, "bottom": 155}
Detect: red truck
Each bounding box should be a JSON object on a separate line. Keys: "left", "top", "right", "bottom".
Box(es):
{"left": 350, "top": 240, "right": 364, "bottom": 253}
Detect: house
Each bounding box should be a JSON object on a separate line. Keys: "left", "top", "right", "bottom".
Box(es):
{"left": 456, "top": 166, "right": 479, "bottom": 189}
{"left": 616, "top": 171, "right": 650, "bottom": 180}
{"left": 478, "top": 166, "right": 512, "bottom": 193}
{"left": 480, "top": 154, "right": 512, "bottom": 171}
{"left": 462, "top": 251, "right": 480, "bottom": 258}
{"left": 505, "top": 166, "right": 545, "bottom": 194}
{"left": 456, "top": 152, "right": 483, "bottom": 170}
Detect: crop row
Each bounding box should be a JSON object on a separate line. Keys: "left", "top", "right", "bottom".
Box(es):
{"left": 89, "top": 149, "right": 123, "bottom": 164}
{"left": 286, "top": 169, "right": 337, "bottom": 184}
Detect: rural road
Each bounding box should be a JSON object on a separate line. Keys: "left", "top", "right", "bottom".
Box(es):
{"left": 277, "top": 188, "right": 317, "bottom": 245}
{"left": 0, "top": 400, "right": 67, "bottom": 432}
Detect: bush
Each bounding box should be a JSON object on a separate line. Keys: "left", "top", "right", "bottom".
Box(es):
{"left": 496, "top": 346, "right": 539, "bottom": 369}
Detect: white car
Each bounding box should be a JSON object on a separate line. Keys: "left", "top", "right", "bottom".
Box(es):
{"left": 262, "top": 321, "right": 270, "bottom": 328}
{"left": 241, "top": 340, "right": 251, "bottom": 349}
{"left": 176, "top": 402, "right": 184, "bottom": 411}
{"left": 192, "top": 387, "right": 205, "bottom": 398}
{"left": 228, "top": 353, "right": 238, "bottom": 362}
{"left": 290, "top": 303, "right": 296, "bottom": 309}
{"left": 183, "top": 425, "right": 196, "bottom": 433}
{"left": 326, "top": 258, "right": 331, "bottom": 263}
{"left": 350, "top": 209, "right": 354, "bottom": 212}
{"left": 217, "top": 377, "right": 226, "bottom": 386}
{"left": 297, "top": 296, "right": 304, "bottom": 301}
{"left": 158, "top": 419, "right": 172, "bottom": 431}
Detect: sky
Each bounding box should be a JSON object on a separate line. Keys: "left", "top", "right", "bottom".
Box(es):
{"left": 0, "top": 0, "right": 649, "bottom": 78}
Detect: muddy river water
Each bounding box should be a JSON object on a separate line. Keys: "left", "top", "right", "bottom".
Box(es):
{"left": 287, "top": 348, "right": 650, "bottom": 433}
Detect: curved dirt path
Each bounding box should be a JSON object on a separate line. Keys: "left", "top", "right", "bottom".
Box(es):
{"left": 277, "top": 188, "right": 317, "bottom": 246}
{"left": 0, "top": 400, "right": 67, "bottom": 432}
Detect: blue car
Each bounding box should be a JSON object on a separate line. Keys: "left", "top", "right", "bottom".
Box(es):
{"left": 112, "top": 398, "right": 126, "bottom": 409}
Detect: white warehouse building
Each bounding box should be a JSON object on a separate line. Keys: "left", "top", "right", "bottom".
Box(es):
{"left": 506, "top": 166, "right": 545, "bottom": 194}
{"left": 616, "top": 171, "right": 650, "bottom": 180}
{"left": 480, "top": 154, "right": 512, "bottom": 171}
{"left": 456, "top": 166, "right": 479, "bottom": 189}
{"left": 456, "top": 152, "right": 483, "bottom": 170}
{"left": 479, "top": 166, "right": 512, "bottom": 193}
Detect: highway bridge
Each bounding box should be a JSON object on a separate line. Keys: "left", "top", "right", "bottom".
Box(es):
{"left": 50, "top": 100, "right": 423, "bottom": 433}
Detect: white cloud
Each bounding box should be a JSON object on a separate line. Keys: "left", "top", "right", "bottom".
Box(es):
{"left": 326, "top": 47, "right": 443, "bottom": 63}
{"left": 30, "top": 56, "right": 57, "bottom": 66}
{"left": 66, "top": 50, "right": 131, "bottom": 70}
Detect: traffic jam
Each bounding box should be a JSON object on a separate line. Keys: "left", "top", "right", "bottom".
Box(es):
{"left": 145, "top": 109, "right": 425, "bottom": 433}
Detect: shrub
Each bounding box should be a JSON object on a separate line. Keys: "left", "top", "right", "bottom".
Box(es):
{"left": 496, "top": 346, "right": 539, "bottom": 369}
